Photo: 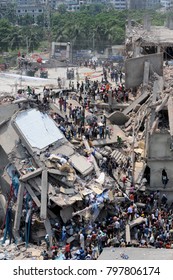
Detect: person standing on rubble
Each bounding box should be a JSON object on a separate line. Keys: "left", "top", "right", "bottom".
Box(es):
{"left": 64, "top": 242, "right": 72, "bottom": 259}
{"left": 162, "top": 169, "right": 168, "bottom": 189}
{"left": 105, "top": 126, "right": 111, "bottom": 139}
{"left": 45, "top": 234, "right": 50, "bottom": 250}
{"left": 79, "top": 231, "right": 85, "bottom": 250}
{"left": 59, "top": 97, "right": 63, "bottom": 112}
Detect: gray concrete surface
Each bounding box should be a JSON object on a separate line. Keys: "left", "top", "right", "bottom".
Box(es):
{"left": 125, "top": 53, "right": 163, "bottom": 88}
{"left": 98, "top": 247, "right": 173, "bottom": 260}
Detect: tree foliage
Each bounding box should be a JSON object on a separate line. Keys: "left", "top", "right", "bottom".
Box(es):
{"left": 0, "top": 7, "right": 168, "bottom": 53}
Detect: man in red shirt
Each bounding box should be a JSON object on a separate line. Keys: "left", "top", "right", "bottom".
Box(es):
{"left": 64, "top": 243, "right": 71, "bottom": 259}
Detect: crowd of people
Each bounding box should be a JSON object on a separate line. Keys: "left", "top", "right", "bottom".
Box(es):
{"left": 14, "top": 62, "right": 173, "bottom": 260}
{"left": 41, "top": 189, "right": 173, "bottom": 260}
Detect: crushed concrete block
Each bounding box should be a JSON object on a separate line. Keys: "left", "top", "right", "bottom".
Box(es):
{"left": 0, "top": 253, "right": 5, "bottom": 260}
{"left": 60, "top": 187, "right": 75, "bottom": 195}
{"left": 15, "top": 252, "right": 20, "bottom": 257}
{"left": 20, "top": 247, "right": 27, "bottom": 252}
{"left": 67, "top": 236, "right": 75, "bottom": 244}
{"left": 104, "top": 146, "right": 112, "bottom": 153}
{"left": 26, "top": 248, "right": 41, "bottom": 257}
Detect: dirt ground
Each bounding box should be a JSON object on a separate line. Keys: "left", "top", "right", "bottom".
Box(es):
{"left": 0, "top": 66, "right": 104, "bottom": 97}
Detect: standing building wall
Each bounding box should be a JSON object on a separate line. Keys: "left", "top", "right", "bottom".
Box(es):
{"left": 147, "top": 132, "right": 173, "bottom": 192}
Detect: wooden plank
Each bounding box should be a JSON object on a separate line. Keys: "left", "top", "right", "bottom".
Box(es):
{"left": 40, "top": 170, "right": 48, "bottom": 220}
{"left": 20, "top": 168, "right": 43, "bottom": 182}
{"left": 25, "top": 183, "right": 41, "bottom": 207}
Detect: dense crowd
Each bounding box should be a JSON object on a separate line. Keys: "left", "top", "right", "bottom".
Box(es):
{"left": 41, "top": 190, "right": 173, "bottom": 260}
{"left": 14, "top": 63, "right": 173, "bottom": 260}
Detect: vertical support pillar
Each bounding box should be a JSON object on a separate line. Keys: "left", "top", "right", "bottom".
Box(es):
{"left": 66, "top": 42, "right": 70, "bottom": 60}
{"left": 40, "top": 169, "right": 48, "bottom": 220}
{"left": 13, "top": 182, "right": 25, "bottom": 238}
{"left": 143, "top": 61, "right": 150, "bottom": 90}
{"left": 51, "top": 42, "right": 55, "bottom": 57}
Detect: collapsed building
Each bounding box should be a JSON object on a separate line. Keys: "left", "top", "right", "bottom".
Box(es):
{"left": 126, "top": 16, "right": 173, "bottom": 59}
{"left": 123, "top": 19, "right": 173, "bottom": 204}
{"left": 1, "top": 104, "right": 123, "bottom": 249}
{"left": 1, "top": 24, "right": 173, "bottom": 257}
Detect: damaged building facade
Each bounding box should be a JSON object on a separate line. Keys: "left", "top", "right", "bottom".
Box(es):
{"left": 125, "top": 18, "right": 173, "bottom": 200}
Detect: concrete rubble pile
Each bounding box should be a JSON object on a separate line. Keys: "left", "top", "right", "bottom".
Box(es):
{"left": 1, "top": 52, "right": 173, "bottom": 259}
{"left": 0, "top": 94, "right": 130, "bottom": 259}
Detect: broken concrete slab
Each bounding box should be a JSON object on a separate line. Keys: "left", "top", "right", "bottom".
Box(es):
{"left": 12, "top": 109, "right": 66, "bottom": 156}
{"left": 0, "top": 145, "right": 9, "bottom": 176}
{"left": 125, "top": 53, "right": 163, "bottom": 88}
{"left": 53, "top": 143, "right": 74, "bottom": 157}
{"left": 136, "top": 202, "right": 146, "bottom": 208}
{"left": 80, "top": 188, "right": 93, "bottom": 197}
{"left": 48, "top": 168, "right": 68, "bottom": 176}
{"left": 60, "top": 187, "right": 75, "bottom": 195}
{"left": 60, "top": 206, "right": 73, "bottom": 223}
{"left": 122, "top": 92, "right": 150, "bottom": 116}
{"left": 129, "top": 217, "right": 145, "bottom": 229}
{"left": 69, "top": 153, "right": 93, "bottom": 176}
{"left": 20, "top": 168, "right": 43, "bottom": 182}
{"left": 66, "top": 236, "right": 75, "bottom": 244}
{"left": 25, "top": 183, "right": 41, "bottom": 207}
{"left": 83, "top": 139, "right": 101, "bottom": 177}
{"left": 0, "top": 120, "right": 19, "bottom": 155}
{"left": 0, "top": 103, "right": 18, "bottom": 124}
{"left": 92, "top": 125, "right": 126, "bottom": 147}
{"left": 26, "top": 247, "right": 42, "bottom": 257}
{"left": 88, "top": 185, "right": 103, "bottom": 195}
{"left": 107, "top": 111, "right": 129, "bottom": 125}
{"left": 68, "top": 194, "right": 82, "bottom": 204}
{"left": 50, "top": 193, "right": 82, "bottom": 207}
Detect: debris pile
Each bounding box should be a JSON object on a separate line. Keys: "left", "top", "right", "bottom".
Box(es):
{"left": 1, "top": 58, "right": 173, "bottom": 260}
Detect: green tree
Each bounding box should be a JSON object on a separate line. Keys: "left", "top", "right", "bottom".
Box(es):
{"left": 18, "top": 14, "right": 34, "bottom": 26}
{"left": 57, "top": 4, "right": 67, "bottom": 14}
{"left": 4, "top": 3, "right": 17, "bottom": 24}
{"left": 21, "top": 26, "right": 41, "bottom": 52}
{"left": 0, "top": 19, "right": 12, "bottom": 52}
{"left": 3, "top": 26, "right": 23, "bottom": 51}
